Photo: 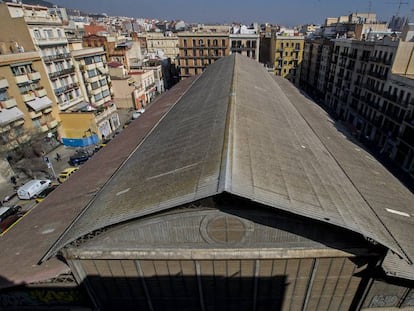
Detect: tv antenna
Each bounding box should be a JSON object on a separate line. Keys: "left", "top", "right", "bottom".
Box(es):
{"left": 386, "top": 1, "right": 409, "bottom": 17}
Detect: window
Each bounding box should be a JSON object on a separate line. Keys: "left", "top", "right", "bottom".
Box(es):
{"left": 33, "top": 29, "right": 41, "bottom": 38}
{"left": 102, "top": 89, "right": 110, "bottom": 98}
{"left": 87, "top": 69, "right": 97, "bottom": 78}
{"left": 85, "top": 57, "right": 94, "bottom": 65}
{"left": 94, "top": 93, "right": 103, "bottom": 102}
{"left": 0, "top": 90, "right": 8, "bottom": 101}
{"left": 91, "top": 81, "right": 99, "bottom": 90}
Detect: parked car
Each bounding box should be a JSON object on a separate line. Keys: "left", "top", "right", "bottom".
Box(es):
{"left": 0, "top": 213, "right": 23, "bottom": 235}
{"left": 132, "top": 110, "right": 142, "bottom": 119}
{"left": 35, "top": 184, "right": 59, "bottom": 203}
{"left": 17, "top": 179, "right": 51, "bottom": 200}
{"left": 0, "top": 205, "right": 21, "bottom": 223}
{"left": 58, "top": 167, "right": 79, "bottom": 183}
{"left": 68, "top": 150, "right": 92, "bottom": 166}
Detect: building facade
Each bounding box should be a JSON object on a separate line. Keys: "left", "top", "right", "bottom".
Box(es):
{"left": 177, "top": 30, "right": 230, "bottom": 78}
{"left": 229, "top": 25, "right": 260, "bottom": 61}
{"left": 271, "top": 34, "right": 305, "bottom": 85}
{"left": 300, "top": 39, "right": 334, "bottom": 102}
{"left": 0, "top": 50, "right": 59, "bottom": 152}
{"left": 7, "top": 2, "right": 85, "bottom": 112}
{"left": 71, "top": 47, "right": 119, "bottom": 140}
{"left": 313, "top": 34, "right": 414, "bottom": 178}
{"left": 146, "top": 32, "right": 179, "bottom": 63}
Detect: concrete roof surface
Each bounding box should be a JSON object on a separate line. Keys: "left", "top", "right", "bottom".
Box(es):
{"left": 47, "top": 54, "right": 414, "bottom": 279}
{"left": 1, "top": 54, "right": 414, "bottom": 288}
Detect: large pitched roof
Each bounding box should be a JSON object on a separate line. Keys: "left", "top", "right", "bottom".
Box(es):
{"left": 1, "top": 54, "right": 413, "bottom": 288}
{"left": 43, "top": 54, "right": 414, "bottom": 279}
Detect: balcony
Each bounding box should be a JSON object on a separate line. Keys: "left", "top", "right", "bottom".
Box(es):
{"left": 94, "top": 98, "right": 105, "bottom": 107}
{"left": 48, "top": 66, "right": 75, "bottom": 80}
{"left": 90, "top": 87, "right": 102, "bottom": 96}
{"left": 96, "top": 65, "right": 108, "bottom": 74}
{"left": 22, "top": 93, "right": 36, "bottom": 102}
{"left": 1, "top": 97, "right": 17, "bottom": 109}
{"left": 29, "top": 111, "right": 42, "bottom": 119}
{"left": 39, "top": 124, "right": 49, "bottom": 133}
{"left": 35, "top": 88, "right": 47, "bottom": 97}
{"left": 95, "top": 105, "right": 117, "bottom": 123}
{"left": 0, "top": 77, "right": 9, "bottom": 89}
{"left": 34, "top": 36, "right": 68, "bottom": 46}
{"left": 48, "top": 120, "right": 59, "bottom": 129}
{"left": 15, "top": 74, "right": 29, "bottom": 84}
{"left": 43, "top": 52, "right": 71, "bottom": 63}
{"left": 86, "top": 75, "right": 100, "bottom": 84}
{"left": 85, "top": 63, "right": 96, "bottom": 71}
{"left": 17, "top": 134, "right": 30, "bottom": 144}
{"left": 0, "top": 125, "right": 11, "bottom": 133}
{"left": 13, "top": 120, "right": 24, "bottom": 127}
{"left": 28, "top": 71, "right": 41, "bottom": 81}
{"left": 58, "top": 97, "right": 83, "bottom": 111}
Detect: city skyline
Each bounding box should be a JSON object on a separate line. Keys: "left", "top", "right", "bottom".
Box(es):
{"left": 51, "top": 0, "right": 413, "bottom": 26}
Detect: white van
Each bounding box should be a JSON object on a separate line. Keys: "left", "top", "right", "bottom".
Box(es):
{"left": 17, "top": 179, "right": 51, "bottom": 200}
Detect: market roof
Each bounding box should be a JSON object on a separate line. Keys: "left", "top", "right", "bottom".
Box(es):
{"left": 44, "top": 54, "right": 414, "bottom": 279}
{"left": 1, "top": 54, "right": 414, "bottom": 289}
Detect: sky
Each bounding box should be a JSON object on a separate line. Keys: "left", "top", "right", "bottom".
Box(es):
{"left": 51, "top": 0, "right": 413, "bottom": 26}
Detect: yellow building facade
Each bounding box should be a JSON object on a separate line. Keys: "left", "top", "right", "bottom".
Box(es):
{"left": 0, "top": 50, "right": 60, "bottom": 152}
{"left": 271, "top": 34, "right": 305, "bottom": 85}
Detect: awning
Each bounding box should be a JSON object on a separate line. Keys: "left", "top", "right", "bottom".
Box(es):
{"left": 0, "top": 107, "right": 24, "bottom": 126}
{"left": 26, "top": 96, "right": 52, "bottom": 112}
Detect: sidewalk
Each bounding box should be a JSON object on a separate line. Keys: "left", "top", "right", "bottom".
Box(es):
{"left": 0, "top": 108, "right": 134, "bottom": 204}
{"left": 0, "top": 144, "right": 74, "bottom": 205}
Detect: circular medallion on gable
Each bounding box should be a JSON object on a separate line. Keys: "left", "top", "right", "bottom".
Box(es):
{"left": 200, "top": 213, "right": 253, "bottom": 245}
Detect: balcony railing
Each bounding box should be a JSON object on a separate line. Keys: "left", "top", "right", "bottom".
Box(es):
{"left": 58, "top": 97, "right": 83, "bottom": 111}
{"left": 29, "top": 111, "right": 42, "bottom": 119}
{"left": 28, "top": 71, "right": 41, "bottom": 81}
{"left": 40, "top": 124, "right": 49, "bottom": 133}
{"left": 1, "top": 97, "right": 17, "bottom": 109}
{"left": 35, "top": 88, "right": 47, "bottom": 97}
{"left": 43, "top": 52, "right": 71, "bottom": 63}
{"left": 34, "top": 36, "right": 68, "bottom": 46}
{"left": 48, "top": 120, "right": 59, "bottom": 129}
{"left": 22, "top": 93, "right": 36, "bottom": 102}
{"left": 15, "top": 74, "right": 29, "bottom": 85}
{"left": 49, "top": 66, "right": 75, "bottom": 79}
{"left": 0, "top": 77, "right": 9, "bottom": 89}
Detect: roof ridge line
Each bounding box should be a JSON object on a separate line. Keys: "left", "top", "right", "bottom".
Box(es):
{"left": 218, "top": 54, "right": 237, "bottom": 193}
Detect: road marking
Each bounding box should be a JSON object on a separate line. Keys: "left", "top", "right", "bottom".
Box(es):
{"left": 386, "top": 208, "right": 410, "bottom": 217}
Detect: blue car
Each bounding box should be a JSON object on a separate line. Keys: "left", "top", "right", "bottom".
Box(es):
{"left": 68, "top": 151, "right": 91, "bottom": 166}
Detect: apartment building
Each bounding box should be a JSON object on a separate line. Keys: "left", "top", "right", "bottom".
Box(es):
{"left": 229, "top": 24, "right": 260, "bottom": 61}
{"left": 0, "top": 49, "right": 59, "bottom": 153}
{"left": 0, "top": 2, "right": 85, "bottom": 113}
{"left": 271, "top": 33, "right": 305, "bottom": 85}
{"left": 177, "top": 28, "right": 230, "bottom": 78}
{"left": 83, "top": 33, "right": 132, "bottom": 70}
{"left": 128, "top": 69, "right": 157, "bottom": 107}
{"left": 146, "top": 32, "right": 179, "bottom": 63}
{"left": 320, "top": 34, "right": 414, "bottom": 177}
{"left": 300, "top": 39, "right": 334, "bottom": 102}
